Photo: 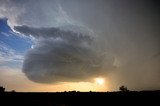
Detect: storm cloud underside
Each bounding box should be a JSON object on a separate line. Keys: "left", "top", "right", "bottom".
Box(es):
{"left": 14, "top": 26, "right": 115, "bottom": 83}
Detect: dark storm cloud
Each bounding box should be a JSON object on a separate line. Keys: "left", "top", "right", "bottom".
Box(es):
{"left": 14, "top": 26, "right": 92, "bottom": 44}
{"left": 14, "top": 26, "right": 115, "bottom": 83}
{"left": 60, "top": 0, "right": 160, "bottom": 90}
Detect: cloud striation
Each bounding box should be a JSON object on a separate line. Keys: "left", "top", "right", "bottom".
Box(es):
{"left": 14, "top": 26, "right": 115, "bottom": 83}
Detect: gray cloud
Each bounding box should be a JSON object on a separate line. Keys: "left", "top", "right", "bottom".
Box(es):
{"left": 15, "top": 26, "right": 115, "bottom": 83}
{"left": 14, "top": 26, "right": 92, "bottom": 44}
{"left": 0, "top": 0, "right": 85, "bottom": 30}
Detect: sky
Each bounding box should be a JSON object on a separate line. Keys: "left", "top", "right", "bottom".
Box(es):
{"left": 0, "top": 0, "right": 160, "bottom": 92}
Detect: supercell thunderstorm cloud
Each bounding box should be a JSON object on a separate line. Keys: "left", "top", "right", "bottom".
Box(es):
{"left": 0, "top": 0, "right": 160, "bottom": 90}
{"left": 14, "top": 26, "right": 115, "bottom": 83}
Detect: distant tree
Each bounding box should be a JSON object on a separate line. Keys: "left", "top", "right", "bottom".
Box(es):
{"left": 119, "top": 86, "right": 129, "bottom": 92}
{"left": 11, "top": 90, "right": 16, "bottom": 92}
{"left": 71, "top": 90, "right": 76, "bottom": 93}
{"left": 0, "top": 86, "right": 5, "bottom": 92}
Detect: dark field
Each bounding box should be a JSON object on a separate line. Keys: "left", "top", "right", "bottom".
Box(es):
{"left": 0, "top": 91, "right": 160, "bottom": 106}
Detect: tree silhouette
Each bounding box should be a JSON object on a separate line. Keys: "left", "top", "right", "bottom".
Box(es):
{"left": 119, "top": 86, "right": 129, "bottom": 92}
{"left": 11, "top": 90, "right": 16, "bottom": 92}
{"left": 0, "top": 86, "right": 5, "bottom": 92}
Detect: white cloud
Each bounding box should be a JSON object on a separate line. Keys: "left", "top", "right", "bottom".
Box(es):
{"left": 0, "top": 42, "right": 24, "bottom": 63}
{"left": 1, "top": 32, "right": 10, "bottom": 37}
{"left": 0, "top": 0, "right": 94, "bottom": 36}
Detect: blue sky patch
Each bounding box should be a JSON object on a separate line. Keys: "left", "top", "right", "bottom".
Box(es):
{"left": 0, "top": 18, "right": 32, "bottom": 53}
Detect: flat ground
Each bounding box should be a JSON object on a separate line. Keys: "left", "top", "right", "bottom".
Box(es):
{"left": 0, "top": 91, "right": 160, "bottom": 106}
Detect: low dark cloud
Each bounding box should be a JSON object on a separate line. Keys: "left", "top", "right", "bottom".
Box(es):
{"left": 14, "top": 26, "right": 92, "bottom": 43}
{"left": 15, "top": 26, "right": 115, "bottom": 83}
